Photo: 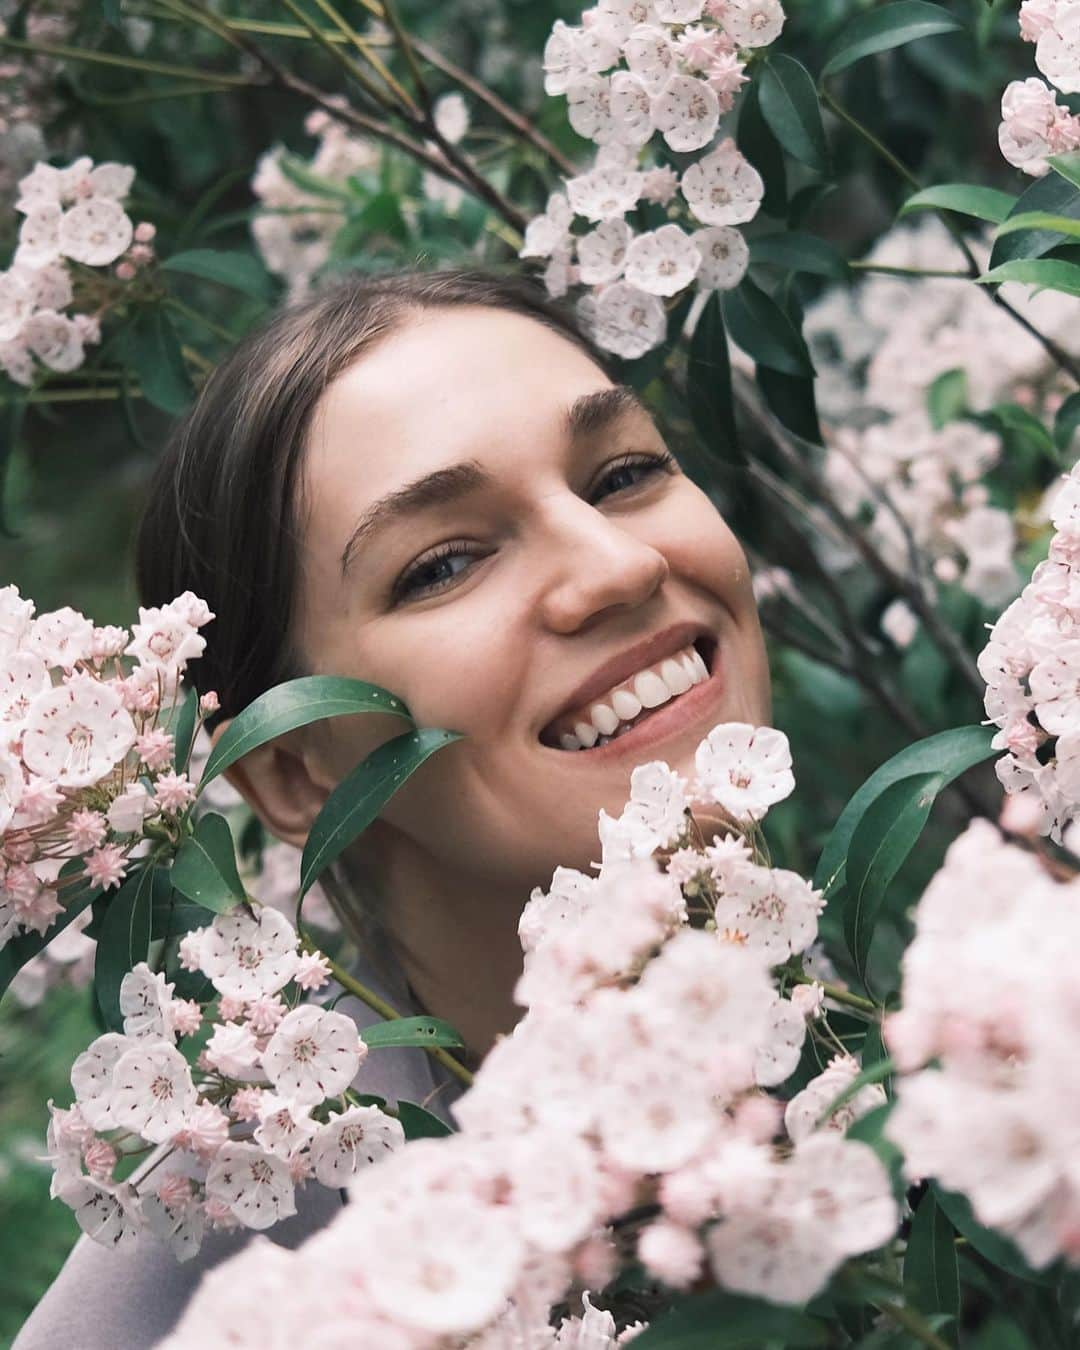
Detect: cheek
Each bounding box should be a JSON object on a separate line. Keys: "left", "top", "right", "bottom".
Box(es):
{"left": 660, "top": 485, "right": 755, "bottom": 606}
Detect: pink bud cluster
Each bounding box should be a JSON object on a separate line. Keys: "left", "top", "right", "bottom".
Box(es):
{"left": 886, "top": 819, "right": 1080, "bottom": 1267}
{"left": 48, "top": 903, "right": 395, "bottom": 1263}
{"left": 522, "top": 0, "right": 786, "bottom": 358}
{"left": 159, "top": 723, "right": 897, "bottom": 1348}
{"left": 0, "top": 156, "right": 144, "bottom": 385}
{"left": 979, "top": 461, "right": 1080, "bottom": 843}
{"left": 0, "top": 586, "right": 214, "bottom": 951}
{"left": 999, "top": 2, "right": 1080, "bottom": 175}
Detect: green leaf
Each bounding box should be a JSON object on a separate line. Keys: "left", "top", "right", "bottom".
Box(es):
{"left": 822, "top": 2, "right": 964, "bottom": 79}
{"left": 396, "top": 1100, "right": 454, "bottom": 1139}
{"left": 170, "top": 812, "right": 246, "bottom": 914}
{"left": 94, "top": 864, "right": 164, "bottom": 1031}
{"left": 758, "top": 55, "right": 829, "bottom": 175}
{"left": 687, "top": 293, "right": 741, "bottom": 466}
{"left": 898, "top": 183, "right": 1016, "bottom": 225}
{"left": 755, "top": 365, "right": 823, "bottom": 445}
{"left": 844, "top": 772, "right": 939, "bottom": 983}
{"left": 846, "top": 1103, "right": 905, "bottom": 1199}
{"left": 0, "top": 862, "right": 101, "bottom": 1002}
{"left": 926, "top": 368, "right": 967, "bottom": 428}
{"left": 736, "top": 80, "right": 787, "bottom": 217}
{"left": 813, "top": 726, "right": 995, "bottom": 898}
{"left": 977, "top": 257, "right": 1080, "bottom": 298}
{"left": 119, "top": 307, "right": 194, "bottom": 416}
{"left": 200, "top": 675, "right": 411, "bottom": 788}
{"left": 1055, "top": 390, "right": 1080, "bottom": 452}
{"left": 631, "top": 1290, "right": 828, "bottom": 1349}
{"left": 722, "top": 278, "right": 815, "bottom": 379}
{"left": 1049, "top": 150, "right": 1080, "bottom": 190}
{"left": 989, "top": 171, "right": 1080, "bottom": 268}
{"left": 932, "top": 1185, "right": 1051, "bottom": 1284}
{"left": 162, "top": 248, "right": 273, "bottom": 302}
{"left": 750, "top": 230, "right": 850, "bottom": 280}
{"left": 994, "top": 210, "right": 1080, "bottom": 242}
{"left": 904, "top": 1191, "right": 960, "bottom": 1317}
{"left": 980, "top": 402, "right": 1060, "bottom": 466}
{"left": 360, "top": 1016, "right": 464, "bottom": 1050}
{"left": 300, "top": 727, "right": 463, "bottom": 898}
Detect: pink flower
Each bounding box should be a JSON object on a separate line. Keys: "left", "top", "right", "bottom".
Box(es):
{"left": 638, "top": 1220, "right": 704, "bottom": 1288}
{"left": 245, "top": 994, "right": 287, "bottom": 1035}
{"left": 167, "top": 998, "right": 203, "bottom": 1038}
{"left": 293, "top": 951, "right": 332, "bottom": 990}
{"left": 230, "top": 1086, "right": 265, "bottom": 1122}
{"left": 185, "top": 1101, "right": 230, "bottom": 1160}
{"left": 216, "top": 994, "right": 245, "bottom": 1022}
{"left": 157, "top": 1174, "right": 194, "bottom": 1210}
{"left": 82, "top": 1137, "right": 117, "bottom": 1181}
{"left": 84, "top": 843, "right": 127, "bottom": 891}
{"left": 66, "top": 808, "right": 107, "bottom": 854}
{"left": 790, "top": 982, "right": 825, "bottom": 1020}
{"left": 153, "top": 770, "right": 196, "bottom": 815}
{"left": 198, "top": 690, "right": 220, "bottom": 715}
{"left": 135, "top": 728, "right": 174, "bottom": 771}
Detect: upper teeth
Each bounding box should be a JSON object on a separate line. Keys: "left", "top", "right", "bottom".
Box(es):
{"left": 553, "top": 642, "right": 710, "bottom": 751}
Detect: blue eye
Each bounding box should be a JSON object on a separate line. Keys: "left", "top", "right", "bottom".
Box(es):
{"left": 392, "top": 450, "right": 677, "bottom": 605}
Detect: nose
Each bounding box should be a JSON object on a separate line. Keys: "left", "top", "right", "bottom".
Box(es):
{"left": 534, "top": 491, "right": 671, "bottom": 635}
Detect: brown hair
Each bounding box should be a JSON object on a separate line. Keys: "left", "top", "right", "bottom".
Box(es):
{"left": 135, "top": 266, "right": 615, "bottom": 731}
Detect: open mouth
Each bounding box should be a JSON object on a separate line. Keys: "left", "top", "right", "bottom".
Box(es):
{"left": 539, "top": 634, "right": 718, "bottom": 752}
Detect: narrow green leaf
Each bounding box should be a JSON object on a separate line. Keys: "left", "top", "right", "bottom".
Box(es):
{"left": 1055, "top": 390, "right": 1080, "bottom": 452}
{"left": 736, "top": 80, "right": 787, "bottom": 217}
{"left": 0, "top": 861, "right": 101, "bottom": 1002}
{"left": 822, "top": 2, "right": 964, "bottom": 79}
{"left": 120, "top": 307, "right": 194, "bottom": 415}
{"left": 904, "top": 1191, "right": 960, "bottom": 1318}
{"left": 755, "top": 365, "right": 823, "bottom": 445}
{"left": 721, "top": 278, "right": 815, "bottom": 379}
{"left": 631, "top": 1290, "right": 828, "bottom": 1348}
{"left": 989, "top": 171, "right": 1080, "bottom": 268}
{"left": 749, "top": 230, "right": 850, "bottom": 280}
{"left": 933, "top": 1185, "right": 1051, "bottom": 1284}
{"left": 396, "top": 1100, "right": 454, "bottom": 1139}
{"left": 162, "top": 248, "right": 273, "bottom": 301}
{"left": 200, "top": 675, "right": 412, "bottom": 788}
{"left": 845, "top": 772, "right": 939, "bottom": 982}
{"left": 171, "top": 812, "right": 246, "bottom": 914}
{"left": 817, "top": 1057, "right": 895, "bottom": 1129}
{"left": 687, "top": 293, "right": 741, "bottom": 466}
{"left": 994, "top": 210, "right": 1080, "bottom": 242}
{"left": 1049, "top": 150, "right": 1080, "bottom": 190}
{"left": 926, "top": 368, "right": 967, "bottom": 428}
{"left": 847, "top": 1103, "right": 905, "bottom": 1199}
{"left": 899, "top": 183, "right": 1016, "bottom": 225}
{"left": 360, "top": 1016, "right": 464, "bottom": 1050}
{"left": 300, "top": 727, "right": 463, "bottom": 897}
{"left": 980, "top": 401, "right": 1060, "bottom": 465}
{"left": 978, "top": 257, "right": 1080, "bottom": 297}
{"left": 158, "top": 685, "right": 199, "bottom": 773}
{"left": 94, "top": 864, "right": 162, "bottom": 1031}
{"left": 966, "top": 1321, "right": 1034, "bottom": 1350}
{"left": 758, "top": 55, "right": 829, "bottom": 174}
{"left": 813, "top": 725, "right": 995, "bottom": 897}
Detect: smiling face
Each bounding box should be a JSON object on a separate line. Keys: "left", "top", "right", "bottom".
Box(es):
{"left": 293, "top": 304, "right": 770, "bottom": 898}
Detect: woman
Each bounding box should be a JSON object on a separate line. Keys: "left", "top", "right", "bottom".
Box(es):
{"left": 15, "top": 267, "right": 771, "bottom": 1348}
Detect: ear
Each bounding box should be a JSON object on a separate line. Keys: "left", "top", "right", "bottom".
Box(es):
{"left": 209, "top": 719, "right": 332, "bottom": 851}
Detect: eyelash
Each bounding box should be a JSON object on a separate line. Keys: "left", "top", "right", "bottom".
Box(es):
{"left": 391, "top": 450, "right": 678, "bottom": 604}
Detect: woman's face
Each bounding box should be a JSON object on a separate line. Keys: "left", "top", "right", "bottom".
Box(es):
{"left": 294, "top": 305, "right": 770, "bottom": 895}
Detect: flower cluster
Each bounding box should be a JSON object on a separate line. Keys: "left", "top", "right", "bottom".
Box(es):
{"left": 999, "top": 2, "right": 1080, "bottom": 175}
{"left": 0, "top": 586, "right": 213, "bottom": 951}
{"left": 48, "top": 903, "right": 403, "bottom": 1262}
{"left": 886, "top": 818, "right": 1080, "bottom": 1267}
{"left": 521, "top": 0, "right": 786, "bottom": 357}
{"left": 161, "top": 722, "right": 897, "bottom": 1347}
{"left": 805, "top": 217, "right": 1080, "bottom": 619}
{"left": 251, "top": 109, "right": 379, "bottom": 302}
{"left": 979, "top": 460, "right": 1080, "bottom": 843}
{"left": 0, "top": 155, "right": 149, "bottom": 386}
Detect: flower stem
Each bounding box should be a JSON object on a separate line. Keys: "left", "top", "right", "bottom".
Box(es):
{"left": 0, "top": 32, "right": 256, "bottom": 85}
{"left": 849, "top": 262, "right": 971, "bottom": 279}
{"left": 304, "top": 941, "right": 475, "bottom": 1088}
{"left": 871, "top": 1298, "right": 953, "bottom": 1350}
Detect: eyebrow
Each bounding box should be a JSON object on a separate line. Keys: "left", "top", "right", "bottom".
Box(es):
{"left": 338, "top": 384, "right": 650, "bottom": 579}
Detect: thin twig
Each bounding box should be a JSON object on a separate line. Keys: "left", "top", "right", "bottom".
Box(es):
{"left": 276, "top": 0, "right": 402, "bottom": 115}
{"left": 0, "top": 32, "right": 257, "bottom": 85}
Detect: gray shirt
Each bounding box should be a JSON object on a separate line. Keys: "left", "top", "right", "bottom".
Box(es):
{"left": 13, "top": 957, "right": 461, "bottom": 1350}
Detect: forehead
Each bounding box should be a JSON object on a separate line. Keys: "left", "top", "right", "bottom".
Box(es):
{"left": 303, "top": 306, "right": 615, "bottom": 520}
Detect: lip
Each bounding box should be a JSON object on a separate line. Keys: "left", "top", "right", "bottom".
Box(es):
{"left": 539, "top": 620, "right": 718, "bottom": 747}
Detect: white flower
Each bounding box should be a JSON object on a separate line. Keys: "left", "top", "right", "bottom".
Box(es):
{"left": 567, "top": 75, "right": 616, "bottom": 144}
{"left": 262, "top": 1004, "right": 366, "bottom": 1106}
{"left": 692, "top": 722, "right": 795, "bottom": 821}
{"left": 784, "top": 1054, "right": 887, "bottom": 1143}
{"left": 309, "top": 1105, "right": 405, "bottom": 1185}
{"left": 680, "top": 138, "right": 764, "bottom": 225}
{"left": 125, "top": 600, "right": 208, "bottom": 680}
{"left": 578, "top": 219, "right": 633, "bottom": 285}
{"left": 721, "top": 0, "right": 786, "bottom": 47}
{"left": 0, "top": 748, "right": 23, "bottom": 832}
{"left": 119, "top": 963, "right": 176, "bottom": 1041}
{"left": 22, "top": 310, "right": 84, "bottom": 372}
{"left": 433, "top": 92, "right": 470, "bottom": 144}
{"left": 204, "top": 1022, "right": 262, "bottom": 1079}
{"left": 652, "top": 75, "right": 721, "bottom": 152}
{"left": 59, "top": 197, "right": 134, "bottom": 266}
{"left": 59, "top": 1177, "right": 142, "bottom": 1250}
{"left": 110, "top": 1040, "right": 197, "bottom": 1143}
{"left": 0, "top": 584, "right": 35, "bottom": 655}
{"left": 655, "top": 0, "right": 705, "bottom": 19}
{"left": 15, "top": 204, "right": 61, "bottom": 267}
{"left": 718, "top": 863, "right": 823, "bottom": 962}
{"left": 693, "top": 225, "right": 750, "bottom": 290}
{"left": 624, "top": 24, "right": 677, "bottom": 94}
{"left": 567, "top": 163, "right": 645, "bottom": 222}
{"left": 70, "top": 1032, "right": 129, "bottom": 1130}
{"left": 0, "top": 268, "right": 37, "bottom": 343}
{"left": 205, "top": 1141, "right": 297, "bottom": 1230}
{"left": 21, "top": 674, "right": 137, "bottom": 789}
{"left": 253, "top": 1093, "right": 319, "bottom": 1158}
{"left": 609, "top": 71, "right": 656, "bottom": 147}
{"left": 520, "top": 193, "right": 574, "bottom": 260}
{"left": 199, "top": 905, "right": 299, "bottom": 1001}
{"left": 591, "top": 281, "right": 667, "bottom": 358}
{"left": 624, "top": 223, "right": 702, "bottom": 297}
{"left": 1036, "top": 3, "right": 1080, "bottom": 93}
{"left": 753, "top": 993, "right": 806, "bottom": 1087}
{"left": 881, "top": 597, "right": 918, "bottom": 648}
{"left": 507, "top": 1130, "right": 602, "bottom": 1252}
{"left": 107, "top": 782, "right": 153, "bottom": 834}
{"left": 518, "top": 867, "right": 598, "bottom": 953}
{"left": 622, "top": 759, "right": 691, "bottom": 848}
{"left": 142, "top": 1191, "right": 206, "bottom": 1264}
{"left": 26, "top": 605, "right": 95, "bottom": 668}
